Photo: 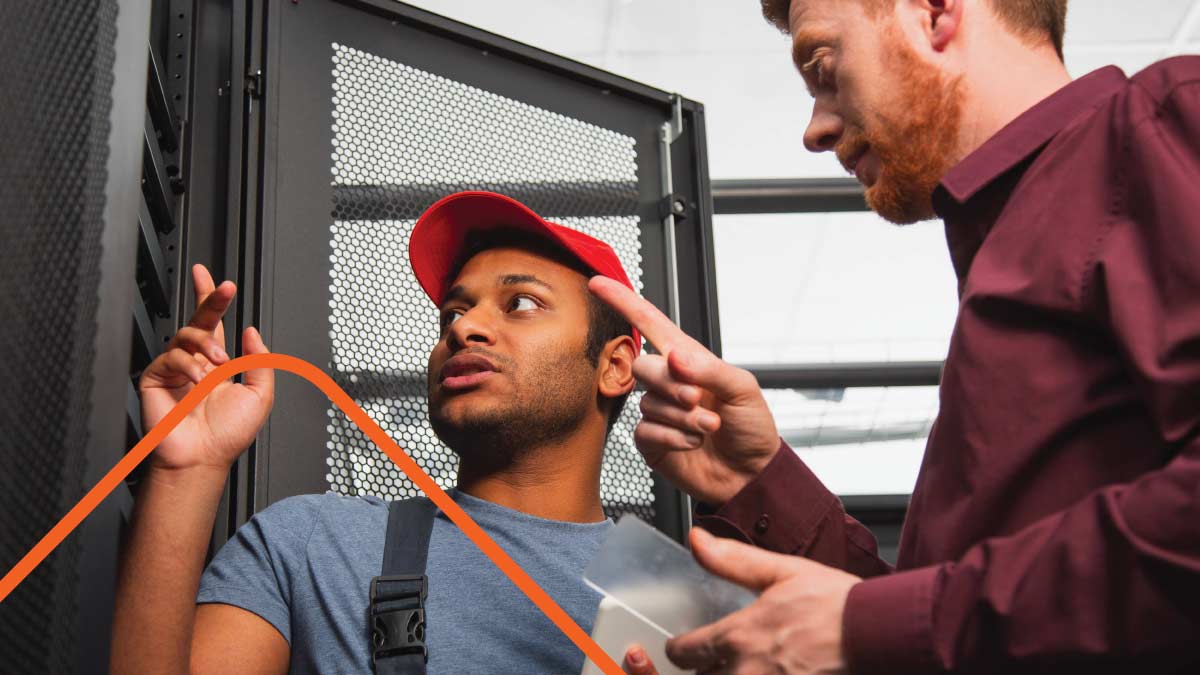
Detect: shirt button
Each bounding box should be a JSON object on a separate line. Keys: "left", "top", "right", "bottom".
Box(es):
{"left": 754, "top": 514, "right": 770, "bottom": 535}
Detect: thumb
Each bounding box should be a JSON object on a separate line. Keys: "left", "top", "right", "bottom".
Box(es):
{"left": 623, "top": 645, "right": 659, "bottom": 675}
{"left": 241, "top": 327, "right": 274, "bottom": 400}
{"left": 667, "top": 348, "right": 759, "bottom": 404}
{"left": 689, "top": 527, "right": 799, "bottom": 592}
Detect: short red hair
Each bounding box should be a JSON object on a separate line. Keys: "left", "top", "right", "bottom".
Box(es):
{"left": 759, "top": 0, "right": 1067, "bottom": 60}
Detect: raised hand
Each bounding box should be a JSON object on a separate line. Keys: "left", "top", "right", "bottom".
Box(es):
{"left": 138, "top": 264, "right": 274, "bottom": 472}
{"left": 588, "top": 276, "right": 780, "bottom": 506}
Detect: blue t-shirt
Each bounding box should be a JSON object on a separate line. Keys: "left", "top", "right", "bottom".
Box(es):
{"left": 197, "top": 489, "right": 612, "bottom": 674}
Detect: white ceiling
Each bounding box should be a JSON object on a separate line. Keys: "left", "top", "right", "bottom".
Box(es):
{"left": 403, "top": 0, "right": 1200, "bottom": 179}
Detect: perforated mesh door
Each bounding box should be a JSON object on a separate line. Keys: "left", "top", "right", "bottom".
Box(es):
{"left": 0, "top": 0, "right": 118, "bottom": 670}
{"left": 323, "top": 44, "right": 655, "bottom": 521}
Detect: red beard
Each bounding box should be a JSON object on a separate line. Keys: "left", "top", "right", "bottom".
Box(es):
{"left": 836, "top": 23, "right": 965, "bottom": 225}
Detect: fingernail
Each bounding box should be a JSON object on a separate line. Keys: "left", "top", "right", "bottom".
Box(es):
{"left": 216, "top": 349, "right": 229, "bottom": 361}
{"left": 685, "top": 433, "right": 703, "bottom": 447}
{"left": 628, "top": 648, "right": 646, "bottom": 666}
{"left": 701, "top": 413, "right": 719, "bottom": 431}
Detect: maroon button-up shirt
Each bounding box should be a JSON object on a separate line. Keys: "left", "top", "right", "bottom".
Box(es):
{"left": 697, "top": 57, "right": 1200, "bottom": 673}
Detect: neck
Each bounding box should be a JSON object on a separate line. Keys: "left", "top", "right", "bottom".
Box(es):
{"left": 955, "top": 31, "right": 1072, "bottom": 163}
{"left": 455, "top": 425, "right": 607, "bottom": 523}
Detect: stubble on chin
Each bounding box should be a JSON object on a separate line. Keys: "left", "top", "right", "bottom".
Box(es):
{"left": 427, "top": 354, "right": 594, "bottom": 470}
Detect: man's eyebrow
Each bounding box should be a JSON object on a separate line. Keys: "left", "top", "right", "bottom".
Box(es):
{"left": 499, "top": 274, "right": 554, "bottom": 291}
{"left": 441, "top": 284, "right": 469, "bottom": 308}
{"left": 790, "top": 29, "right": 836, "bottom": 71}
{"left": 440, "top": 275, "right": 554, "bottom": 309}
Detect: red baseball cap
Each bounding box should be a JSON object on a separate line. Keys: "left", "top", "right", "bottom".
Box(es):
{"left": 409, "top": 191, "right": 641, "bottom": 351}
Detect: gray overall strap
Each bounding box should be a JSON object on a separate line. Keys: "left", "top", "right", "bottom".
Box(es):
{"left": 370, "top": 497, "right": 437, "bottom": 674}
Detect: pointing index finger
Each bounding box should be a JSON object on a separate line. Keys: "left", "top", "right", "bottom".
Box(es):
{"left": 192, "top": 264, "right": 217, "bottom": 305}
{"left": 588, "top": 276, "right": 696, "bottom": 356}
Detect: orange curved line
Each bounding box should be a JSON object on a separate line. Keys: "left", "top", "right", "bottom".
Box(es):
{"left": 0, "top": 353, "right": 623, "bottom": 675}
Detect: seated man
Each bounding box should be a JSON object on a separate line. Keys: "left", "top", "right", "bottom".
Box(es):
{"left": 110, "top": 191, "right": 640, "bottom": 674}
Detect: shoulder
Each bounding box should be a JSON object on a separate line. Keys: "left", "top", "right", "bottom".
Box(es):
{"left": 259, "top": 490, "right": 389, "bottom": 515}
{"left": 1127, "top": 56, "right": 1200, "bottom": 112}
{"left": 1117, "top": 58, "right": 1200, "bottom": 174}
{"left": 246, "top": 491, "right": 389, "bottom": 543}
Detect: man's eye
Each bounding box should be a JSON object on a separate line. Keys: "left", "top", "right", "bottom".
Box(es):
{"left": 509, "top": 296, "right": 538, "bottom": 312}
{"left": 804, "top": 48, "right": 836, "bottom": 90}
{"left": 815, "top": 56, "right": 834, "bottom": 87}
{"left": 441, "top": 310, "right": 463, "bottom": 330}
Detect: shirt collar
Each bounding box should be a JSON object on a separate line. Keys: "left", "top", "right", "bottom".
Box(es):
{"left": 934, "top": 66, "right": 1128, "bottom": 211}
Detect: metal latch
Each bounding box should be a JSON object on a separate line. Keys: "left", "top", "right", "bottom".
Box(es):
{"left": 244, "top": 69, "right": 264, "bottom": 98}
{"left": 658, "top": 193, "right": 689, "bottom": 222}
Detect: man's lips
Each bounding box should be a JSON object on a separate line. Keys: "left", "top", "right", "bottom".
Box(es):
{"left": 438, "top": 353, "right": 500, "bottom": 390}
{"left": 841, "top": 146, "right": 868, "bottom": 179}
{"left": 842, "top": 146, "right": 880, "bottom": 189}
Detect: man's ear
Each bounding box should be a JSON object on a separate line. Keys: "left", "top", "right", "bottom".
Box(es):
{"left": 901, "top": 0, "right": 962, "bottom": 53}
{"left": 598, "top": 336, "right": 637, "bottom": 399}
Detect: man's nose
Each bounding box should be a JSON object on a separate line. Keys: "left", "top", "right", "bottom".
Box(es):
{"left": 446, "top": 307, "right": 497, "bottom": 351}
{"left": 803, "top": 99, "right": 843, "bottom": 153}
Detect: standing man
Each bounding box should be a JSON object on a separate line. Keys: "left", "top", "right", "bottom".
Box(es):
{"left": 610, "top": 0, "right": 1200, "bottom": 672}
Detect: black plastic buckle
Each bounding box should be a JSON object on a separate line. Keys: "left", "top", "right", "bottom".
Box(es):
{"left": 369, "top": 574, "right": 428, "bottom": 665}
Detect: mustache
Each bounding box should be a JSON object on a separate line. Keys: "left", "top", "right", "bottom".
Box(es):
{"left": 835, "top": 131, "right": 870, "bottom": 175}
{"left": 428, "top": 347, "right": 514, "bottom": 384}
{"left": 451, "top": 347, "right": 513, "bottom": 368}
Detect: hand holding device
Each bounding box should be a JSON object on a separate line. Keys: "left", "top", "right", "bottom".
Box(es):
{"left": 581, "top": 516, "right": 757, "bottom": 675}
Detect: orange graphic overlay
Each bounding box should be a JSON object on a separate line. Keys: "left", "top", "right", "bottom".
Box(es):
{"left": 0, "top": 353, "right": 624, "bottom": 675}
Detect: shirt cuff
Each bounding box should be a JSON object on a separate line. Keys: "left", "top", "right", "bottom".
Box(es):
{"left": 693, "top": 439, "right": 839, "bottom": 554}
{"left": 843, "top": 565, "right": 943, "bottom": 675}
